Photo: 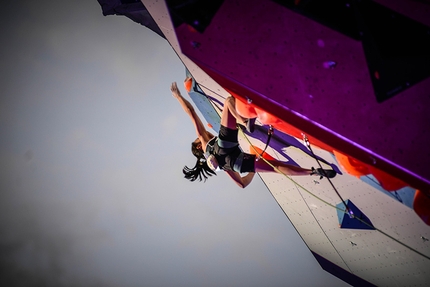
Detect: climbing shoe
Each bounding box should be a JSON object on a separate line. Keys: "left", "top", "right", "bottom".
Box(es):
{"left": 311, "top": 167, "right": 336, "bottom": 179}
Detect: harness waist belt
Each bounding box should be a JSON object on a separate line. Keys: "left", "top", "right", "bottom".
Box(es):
{"left": 217, "top": 138, "right": 238, "bottom": 149}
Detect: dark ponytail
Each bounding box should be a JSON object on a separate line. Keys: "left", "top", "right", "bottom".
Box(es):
{"left": 183, "top": 158, "right": 216, "bottom": 182}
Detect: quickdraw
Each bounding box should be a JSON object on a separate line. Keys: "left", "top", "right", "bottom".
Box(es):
{"left": 256, "top": 125, "right": 274, "bottom": 161}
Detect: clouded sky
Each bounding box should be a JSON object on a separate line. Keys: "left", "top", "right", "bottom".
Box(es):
{"left": 0, "top": 1, "right": 348, "bottom": 286}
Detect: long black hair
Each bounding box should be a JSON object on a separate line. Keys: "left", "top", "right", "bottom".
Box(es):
{"left": 182, "top": 141, "right": 216, "bottom": 182}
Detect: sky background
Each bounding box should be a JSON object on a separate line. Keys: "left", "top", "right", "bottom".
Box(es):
{"left": 0, "top": 1, "right": 348, "bottom": 286}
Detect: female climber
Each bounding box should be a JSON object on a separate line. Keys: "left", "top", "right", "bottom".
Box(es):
{"left": 171, "top": 80, "right": 335, "bottom": 188}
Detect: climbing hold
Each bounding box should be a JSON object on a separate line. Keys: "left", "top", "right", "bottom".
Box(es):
{"left": 323, "top": 61, "right": 337, "bottom": 69}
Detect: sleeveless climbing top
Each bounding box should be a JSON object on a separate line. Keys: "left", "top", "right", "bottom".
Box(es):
{"left": 205, "top": 136, "right": 245, "bottom": 172}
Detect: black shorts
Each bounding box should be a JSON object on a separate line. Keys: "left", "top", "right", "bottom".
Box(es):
{"left": 218, "top": 125, "right": 238, "bottom": 143}
{"left": 218, "top": 125, "right": 255, "bottom": 173}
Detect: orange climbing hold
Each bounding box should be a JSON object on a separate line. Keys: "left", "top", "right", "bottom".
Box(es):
{"left": 184, "top": 77, "right": 193, "bottom": 92}
{"left": 234, "top": 96, "right": 258, "bottom": 119}
{"left": 413, "top": 190, "right": 430, "bottom": 225}
{"left": 368, "top": 166, "right": 408, "bottom": 191}
{"left": 333, "top": 150, "right": 369, "bottom": 178}
{"left": 332, "top": 150, "right": 408, "bottom": 191}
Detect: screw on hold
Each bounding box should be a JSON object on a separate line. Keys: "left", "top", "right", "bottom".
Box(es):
{"left": 246, "top": 98, "right": 252, "bottom": 104}
{"left": 323, "top": 61, "right": 337, "bottom": 69}
{"left": 191, "top": 41, "right": 201, "bottom": 48}
{"left": 350, "top": 241, "right": 357, "bottom": 246}
{"left": 347, "top": 209, "right": 354, "bottom": 219}
{"left": 421, "top": 236, "right": 429, "bottom": 242}
{"left": 302, "top": 134, "right": 310, "bottom": 148}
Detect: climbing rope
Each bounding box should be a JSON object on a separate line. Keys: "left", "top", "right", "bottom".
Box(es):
{"left": 303, "top": 134, "right": 352, "bottom": 217}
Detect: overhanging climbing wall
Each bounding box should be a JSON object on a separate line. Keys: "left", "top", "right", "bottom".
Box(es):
{"left": 169, "top": 0, "right": 430, "bottom": 193}
{"left": 113, "top": 1, "right": 430, "bottom": 286}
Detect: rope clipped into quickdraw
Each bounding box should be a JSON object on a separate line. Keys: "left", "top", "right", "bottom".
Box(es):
{"left": 256, "top": 125, "right": 274, "bottom": 161}
{"left": 302, "top": 134, "right": 354, "bottom": 218}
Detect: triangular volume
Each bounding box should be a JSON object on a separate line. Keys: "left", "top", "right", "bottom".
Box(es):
{"left": 336, "top": 200, "right": 375, "bottom": 230}
{"left": 355, "top": 0, "right": 430, "bottom": 102}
